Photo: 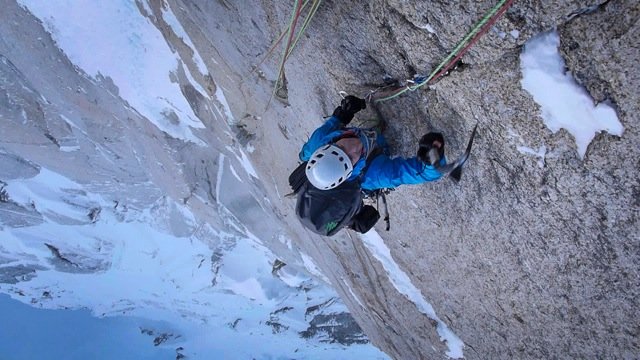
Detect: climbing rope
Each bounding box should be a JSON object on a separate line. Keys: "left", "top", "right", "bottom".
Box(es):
{"left": 260, "top": 0, "right": 323, "bottom": 109}
{"left": 273, "top": 0, "right": 305, "bottom": 93}
{"left": 369, "top": 0, "right": 516, "bottom": 103}
{"left": 287, "top": 0, "right": 322, "bottom": 61}
{"left": 250, "top": 0, "right": 315, "bottom": 75}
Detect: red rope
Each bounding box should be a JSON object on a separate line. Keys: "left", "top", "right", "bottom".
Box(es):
{"left": 275, "top": 0, "right": 305, "bottom": 84}
{"left": 429, "top": 0, "right": 515, "bottom": 85}
{"left": 370, "top": 0, "right": 515, "bottom": 102}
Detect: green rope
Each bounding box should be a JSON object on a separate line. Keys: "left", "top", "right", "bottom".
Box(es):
{"left": 374, "top": 0, "right": 512, "bottom": 102}
{"left": 286, "top": 0, "right": 322, "bottom": 60}
{"left": 273, "top": 0, "right": 305, "bottom": 94}
{"left": 412, "top": 0, "right": 509, "bottom": 90}
{"left": 250, "top": 0, "right": 312, "bottom": 74}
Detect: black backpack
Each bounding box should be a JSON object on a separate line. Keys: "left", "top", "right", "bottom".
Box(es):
{"left": 288, "top": 161, "right": 380, "bottom": 236}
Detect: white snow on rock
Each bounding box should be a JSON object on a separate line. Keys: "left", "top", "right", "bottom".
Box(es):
{"left": 215, "top": 85, "right": 237, "bottom": 125}
{"left": 418, "top": 23, "right": 437, "bottom": 34}
{"left": 517, "top": 145, "right": 547, "bottom": 168}
{"left": 360, "top": 231, "right": 465, "bottom": 359}
{"left": 18, "top": 0, "right": 206, "bottom": 144}
{"left": 342, "top": 277, "right": 366, "bottom": 310}
{"left": 4, "top": 167, "right": 104, "bottom": 225}
{"left": 59, "top": 145, "right": 80, "bottom": 152}
{"left": 493, "top": 27, "right": 507, "bottom": 39}
{"left": 0, "top": 167, "right": 387, "bottom": 359}
{"left": 520, "top": 30, "right": 623, "bottom": 158}
{"left": 216, "top": 153, "right": 226, "bottom": 204}
{"left": 4, "top": 1, "right": 388, "bottom": 359}
{"left": 226, "top": 145, "right": 260, "bottom": 180}
{"left": 229, "top": 164, "right": 244, "bottom": 183}
{"left": 300, "top": 252, "right": 332, "bottom": 284}
{"left": 159, "top": 1, "right": 209, "bottom": 75}
{"left": 181, "top": 61, "right": 210, "bottom": 99}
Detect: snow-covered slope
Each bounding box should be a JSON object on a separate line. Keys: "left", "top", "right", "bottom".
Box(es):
{"left": 0, "top": 166, "right": 381, "bottom": 358}
{"left": 0, "top": 1, "right": 387, "bottom": 358}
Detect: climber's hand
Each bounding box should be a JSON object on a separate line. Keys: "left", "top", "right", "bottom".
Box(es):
{"left": 341, "top": 95, "right": 366, "bottom": 114}
{"left": 333, "top": 95, "right": 366, "bottom": 126}
{"left": 417, "top": 132, "right": 445, "bottom": 165}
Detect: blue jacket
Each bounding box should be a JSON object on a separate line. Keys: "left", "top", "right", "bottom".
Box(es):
{"left": 299, "top": 116, "right": 445, "bottom": 191}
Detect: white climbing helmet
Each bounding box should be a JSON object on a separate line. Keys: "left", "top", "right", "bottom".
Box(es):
{"left": 305, "top": 144, "right": 353, "bottom": 190}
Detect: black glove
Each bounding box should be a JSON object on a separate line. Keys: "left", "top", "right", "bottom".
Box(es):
{"left": 332, "top": 95, "right": 366, "bottom": 126}
{"left": 417, "top": 132, "right": 445, "bottom": 165}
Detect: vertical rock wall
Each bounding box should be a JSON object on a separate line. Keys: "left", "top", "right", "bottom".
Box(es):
{"left": 237, "top": 0, "right": 639, "bottom": 358}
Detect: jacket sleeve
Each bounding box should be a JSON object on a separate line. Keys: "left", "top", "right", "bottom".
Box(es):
{"left": 299, "top": 116, "right": 342, "bottom": 161}
{"left": 360, "top": 155, "right": 446, "bottom": 190}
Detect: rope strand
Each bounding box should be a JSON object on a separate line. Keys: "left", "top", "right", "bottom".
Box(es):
{"left": 250, "top": 0, "right": 312, "bottom": 75}
{"left": 372, "top": 0, "right": 515, "bottom": 103}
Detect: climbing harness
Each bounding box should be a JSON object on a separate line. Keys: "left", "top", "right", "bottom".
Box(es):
{"left": 368, "top": 0, "right": 516, "bottom": 103}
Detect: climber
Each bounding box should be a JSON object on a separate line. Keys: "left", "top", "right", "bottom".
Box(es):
{"left": 289, "top": 95, "right": 447, "bottom": 236}
{"left": 300, "top": 95, "right": 446, "bottom": 191}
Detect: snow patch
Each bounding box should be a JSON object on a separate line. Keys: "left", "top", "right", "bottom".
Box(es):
{"left": 59, "top": 145, "right": 80, "bottom": 152}
{"left": 300, "top": 252, "right": 331, "bottom": 284}
{"left": 517, "top": 145, "right": 547, "bottom": 168}
{"left": 159, "top": 1, "right": 208, "bottom": 75}
{"left": 215, "top": 86, "right": 236, "bottom": 125}
{"left": 216, "top": 153, "right": 225, "bottom": 204}
{"left": 180, "top": 61, "right": 210, "bottom": 99}
{"left": 5, "top": 167, "right": 103, "bottom": 223}
{"left": 226, "top": 146, "right": 259, "bottom": 180}
{"left": 359, "top": 231, "right": 465, "bottom": 359}
{"left": 238, "top": 150, "right": 258, "bottom": 178}
{"left": 272, "top": 176, "right": 282, "bottom": 199}
{"left": 276, "top": 267, "right": 310, "bottom": 288}
{"left": 520, "top": 30, "right": 623, "bottom": 158}
{"left": 1, "top": 166, "right": 387, "bottom": 358}
{"left": 493, "top": 27, "right": 507, "bottom": 39}
{"left": 229, "top": 164, "right": 244, "bottom": 183}
{"left": 18, "top": 0, "right": 206, "bottom": 145}
{"left": 277, "top": 234, "right": 293, "bottom": 250}
{"left": 418, "top": 24, "right": 436, "bottom": 34}
{"left": 342, "top": 278, "right": 366, "bottom": 310}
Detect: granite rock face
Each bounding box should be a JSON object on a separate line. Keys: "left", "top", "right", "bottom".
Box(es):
{"left": 198, "top": 0, "right": 638, "bottom": 358}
